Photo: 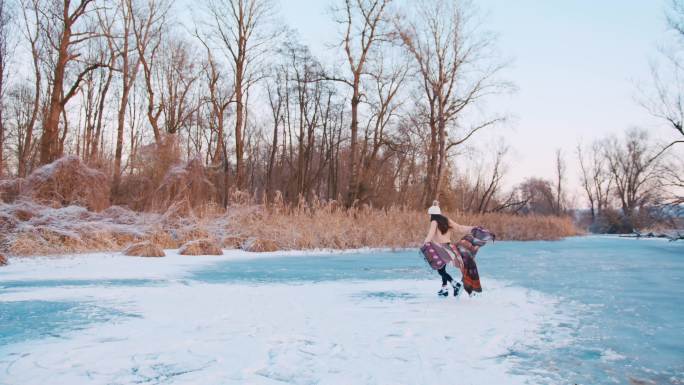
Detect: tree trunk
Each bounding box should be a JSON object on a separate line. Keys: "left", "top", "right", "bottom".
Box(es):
{"left": 41, "top": 29, "right": 71, "bottom": 165}
{"left": 91, "top": 68, "right": 113, "bottom": 160}
{"left": 346, "top": 87, "right": 360, "bottom": 206}
{"left": 235, "top": 83, "right": 244, "bottom": 190}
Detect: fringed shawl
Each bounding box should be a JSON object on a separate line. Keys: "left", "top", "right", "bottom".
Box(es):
{"left": 446, "top": 227, "right": 496, "bottom": 294}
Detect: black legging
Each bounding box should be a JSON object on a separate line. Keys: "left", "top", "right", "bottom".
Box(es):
{"left": 437, "top": 266, "right": 453, "bottom": 286}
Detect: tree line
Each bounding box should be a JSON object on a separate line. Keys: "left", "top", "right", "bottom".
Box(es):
{"left": 0, "top": 0, "right": 515, "bottom": 210}
{"left": 0, "top": 0, "right": 680, "bottom": 232}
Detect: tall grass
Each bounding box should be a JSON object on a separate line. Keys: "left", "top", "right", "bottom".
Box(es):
{"left": 0, "top": 198, "right": 580, "bottom": 256}
{"left": 213, "top": 198, "right": 581, "bottom": 250}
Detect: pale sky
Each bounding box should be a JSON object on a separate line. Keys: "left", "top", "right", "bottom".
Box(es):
{"left": 277, "top": 0, "right": 682, "bottom": 202}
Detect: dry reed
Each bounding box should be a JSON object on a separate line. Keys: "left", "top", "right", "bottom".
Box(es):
{"left": 0, "top": 197, "right": 580, "bottom": 256}
{"left": 210, "top": 198, "right": 581, "bottom": 251}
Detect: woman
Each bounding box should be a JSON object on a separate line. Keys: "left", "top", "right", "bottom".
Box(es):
{"left": 423, "top": 201, "right": 473, "bottom": 297}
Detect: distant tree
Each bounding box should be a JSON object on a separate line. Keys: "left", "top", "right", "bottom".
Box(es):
{"left": 604, "top": 129, "right": 663, "bottom": 229}
{"left": 554, "top": 148, "right": 566, "bottom": 215}
{"left": 518, "top": 178, "right": 556, "bottom": 215}
{"left": 451, "top": 143, "right": 510, "bottom": 214}
{"left": 577, "top": 141, "right": 613, "bottom": 221}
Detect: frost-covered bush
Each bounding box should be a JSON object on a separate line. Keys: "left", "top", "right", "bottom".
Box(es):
{"left": 0, "top": 202, "right": 154, "bottom": 255}
{"left": 124, "top": 241, "right": 165, "bottom": 257}
{"left": 242, "top": 238, "right": 280, "bottom": 252}
{"left": 23, "top": 156, "right": 110, "bottom": 211}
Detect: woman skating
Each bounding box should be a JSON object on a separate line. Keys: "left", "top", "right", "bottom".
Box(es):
{"left": 422, "top": 201, "right": 473, "bottom": 297}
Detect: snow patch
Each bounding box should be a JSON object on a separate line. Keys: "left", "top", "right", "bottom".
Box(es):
{"left": 601, "top": 348, "right": 626, "bottom": 362}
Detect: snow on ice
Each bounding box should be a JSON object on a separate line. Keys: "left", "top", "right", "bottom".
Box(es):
{"left": 0, "top": 251, "right": 570, "bottom": 385}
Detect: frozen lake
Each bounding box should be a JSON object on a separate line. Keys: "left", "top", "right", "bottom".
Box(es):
{"left": 0, "top": 237, "right": 682, "bottom": 384}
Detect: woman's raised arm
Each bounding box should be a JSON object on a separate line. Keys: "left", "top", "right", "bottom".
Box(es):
{"left": 423, "top": 220, "right": 437, "bottom": 244}
{"left": 448, "top": 219, "right": 474, "bottom": 234}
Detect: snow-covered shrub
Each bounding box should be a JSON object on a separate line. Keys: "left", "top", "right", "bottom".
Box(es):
{"left": 0, "top": 202, "right": 154, "bottom": 255}
{"left": 124, "top": 241, "right": 165, "bottom": 257}
{"left": 221, "top": 235, "right": 246, "bottom": 249}
{"left": 23, "top": 156, "right": 110, "bottom": 211}
{"left": 178, "top": 239, "right": 223, "bottom": 255}
{"left": 242, "top": 238, "right": 280, "bottom": 252}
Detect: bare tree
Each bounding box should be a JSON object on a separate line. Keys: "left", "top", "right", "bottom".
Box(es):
{"left": 446, "top": 142, "right": 516, "bottom": 214}
{"left": 264, "top": 69, "right": 283, "bottom": 198}
{"left": 199, "top": 39, "right": 233, "bottom": 165}
{"left": 518, "top": 178, "right": 557, "bottom": 215}
{"left": 13, "top": 0, "right": 45, "bottom": 176}
{"left": 0, "top": 0, "right": 14, "bottom": 177}
{"left": 80, "top": 37, "right": 114, "bottom": 161}
{"left": 604, "top": 129, "right": 663, "bottom": 228}
{"left": 661, "top": 154, "right": 684, "bottom": 205}
{"left": 263, "top": 39, "right": 330, "bottom": 200}
{"left": 636, "top": 0, "right": 684, "bottom": 162}
{"left": 476, "top": 145, "right": 507, "bottom": 214}
{"left": 554, "top": 148, "right": 566, "bottom": 214}
{"left": 0, "top": 0, "right": 524, "bottom": 211}
{"left": 356, "top": 51, "right": 408, "bottom": 202}
{"left": 100, "top": 0, "right": 143, "bottom": 194}
{"left": 327, "top": 0, "right": 393, "bottom": 206}
{"left": 131, "top": 0, "right": 171, "bottom": 144}
{"left": 577, "top": 141, "right": 613, "bottom": 221}
{"left": 203, "top": 0, "right": 275, "bottom": 190}
{"left": 397, "top": 0, "right": 508, "bottom": 206}
{"left": 31, "top": 0, "right": 105, "bottom": 165}
{"left": 157, "top": 37, "right": 200, "bottom": 136}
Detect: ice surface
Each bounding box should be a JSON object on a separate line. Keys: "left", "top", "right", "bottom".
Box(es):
{"left": 0, "top": 251, "right": 566, "bottom": 385}
{"left": 3, "top": 237, "right": 682, "bottom": 384}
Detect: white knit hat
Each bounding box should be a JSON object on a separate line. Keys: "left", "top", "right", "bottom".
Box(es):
{"left": 427, "top": 201, "right": 441, "bottom": 215}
